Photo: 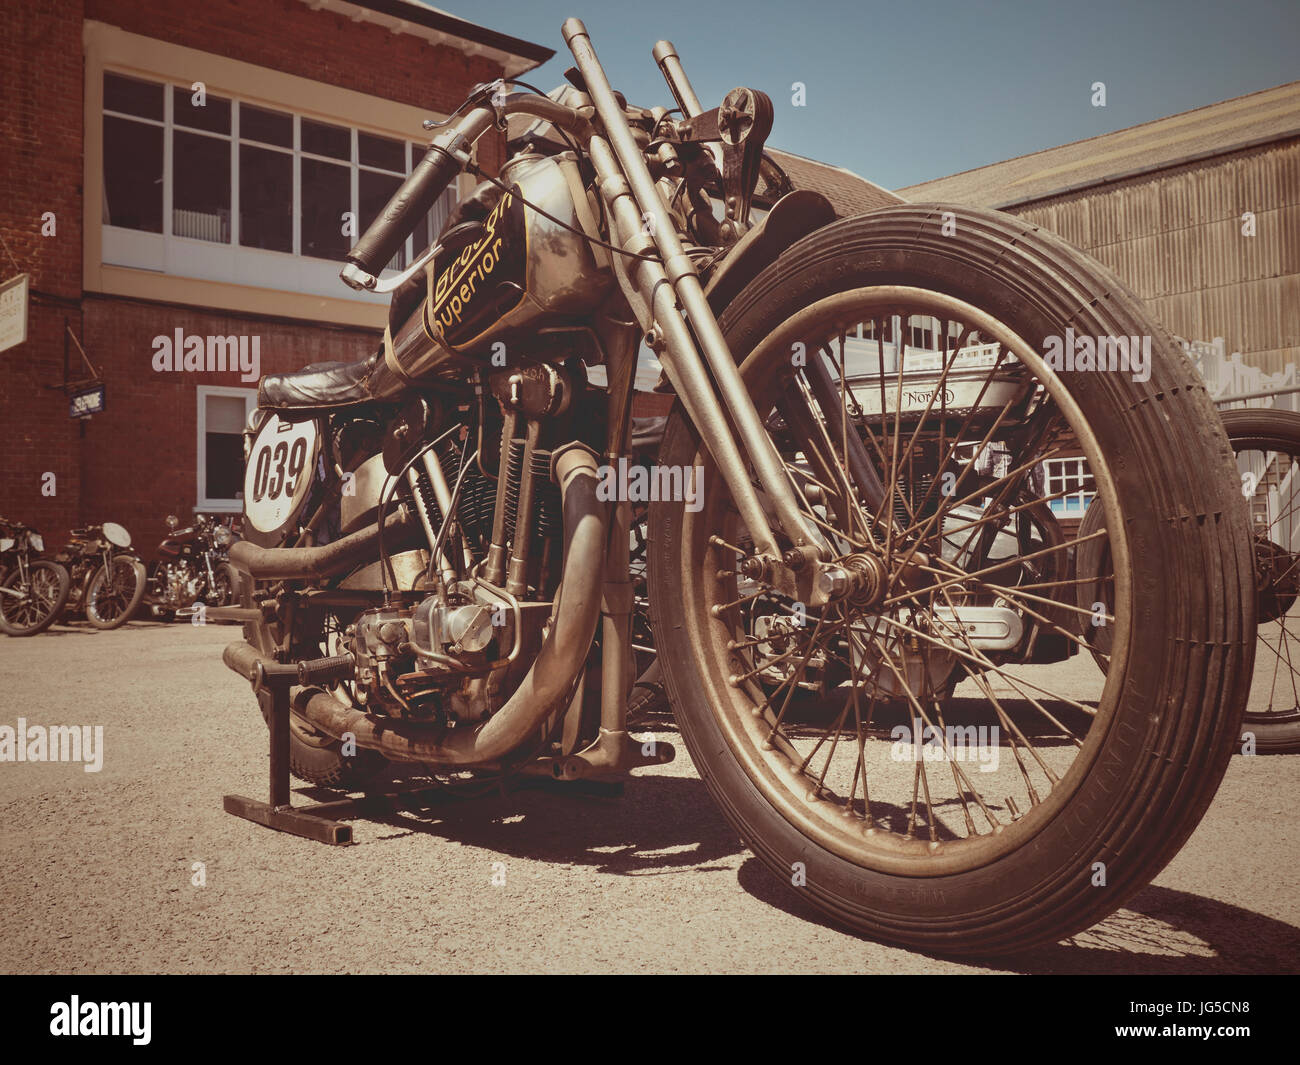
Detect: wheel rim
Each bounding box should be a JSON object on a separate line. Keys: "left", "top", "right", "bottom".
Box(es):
{"left": 1232, "top": 432, "right": 1300, "bottom": 730}
{"left": 88, "top": 558, "right": 136, "bottom": 623}
{"left": 3, "top": 565, "right": 62, "bottom": 629}
{"left": 679, "top": 287, "right": 1130, "bottom": 877}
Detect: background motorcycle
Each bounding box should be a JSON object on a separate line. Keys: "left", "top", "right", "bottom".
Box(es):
{"left": 0, "top": 519, "right": 71, "bottom": 636}
{"left": 146, "top": 513, "right": 240, "bottom": 620}
{"left": 218, "top": 19, "right": 1255, "bottom": 957}
{"left": 56, "top": 522, "right": 147, "bottom": 630}
{"left": 1216, "top": 408, "right": 1300, "bottom": 752}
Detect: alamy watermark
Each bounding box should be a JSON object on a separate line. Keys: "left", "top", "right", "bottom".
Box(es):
{"left": 596, "top": 458, "right": 703, "bottom": 512}
{"left": 1042, "top": 329, "right": 1150, "bottom": 383}
{"left": 890, "top": 720, "right": 1000, "bottom": 773}
{"left": 50, "top": 997, "right": 150, "bottom": 1045}
{"left": 0, "top": 718, "right": 104, "bottom": 772}
{"left": 152, "top": 328, "right": 260, "bottom": 382}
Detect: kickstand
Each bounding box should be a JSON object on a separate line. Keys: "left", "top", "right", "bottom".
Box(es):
{"left": 223, "top": 664, "right": 354, "bottom": 845}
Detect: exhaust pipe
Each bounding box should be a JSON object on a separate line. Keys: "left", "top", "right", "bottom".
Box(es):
{"left": 228, "top": 504, "right": 420, "bottom": 580}
{"left": 225, "top": 443, "right": 609, "bottom": 766}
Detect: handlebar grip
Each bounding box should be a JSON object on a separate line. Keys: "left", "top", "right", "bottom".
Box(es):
{"left": 346, "top": 143, "right": 461, "bottom": 277}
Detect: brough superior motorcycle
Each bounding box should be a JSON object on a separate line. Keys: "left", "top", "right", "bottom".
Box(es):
{"left": 218, "top": 20, "right": 1255, "bottom": 956}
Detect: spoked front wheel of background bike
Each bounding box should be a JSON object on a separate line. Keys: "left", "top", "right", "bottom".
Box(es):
{"left": 0, "top": 560, "right": 71, "bottom": 636}
{"left": 85, "top": 556, "right": 147, "bottom": 630}
{"left": 649, "top": 205, "right": 1255, "bottom": 956}
{"left": 1221, "top": 406, "right": 1300, "bottom": 753}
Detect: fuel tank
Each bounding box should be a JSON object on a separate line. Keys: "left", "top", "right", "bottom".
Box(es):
{"left": 383, "top": 152, "right": 613, "bottom": 384}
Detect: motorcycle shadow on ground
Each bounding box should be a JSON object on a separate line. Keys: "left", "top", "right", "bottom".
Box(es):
{"left": 33, "top": 619, "right": 171, "bottom": 636}
{"left": 736, "top": 859, "right": 1300, "bottom": 973}
{"left": 285, "top": 697, "right": 1292, "bottom": 971}
{"left": 293, "top": 714, "right": 744, "bottom": 878}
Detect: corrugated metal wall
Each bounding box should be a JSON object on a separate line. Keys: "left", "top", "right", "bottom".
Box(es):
{"left": 1011, "top": 137, "right": 1300, "bottom": 377}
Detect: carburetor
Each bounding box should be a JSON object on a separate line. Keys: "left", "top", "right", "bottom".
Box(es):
{"left": 350, "top": 607, "right": 412, "bottom": 710}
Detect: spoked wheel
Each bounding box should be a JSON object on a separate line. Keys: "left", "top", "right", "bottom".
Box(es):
{"left": 85, "top": 556, "right": 147, "bottom": 629}
{"left": 212, "top": 563, "right": 238, "bottom": 611}
{"left": 649, "top": 205, "right": 1254, "bottom": 956}
{"left": 1221, "top": 406, "right": 1300, "bottom": 753}
{"left": 0, "top": 560, "right": 72, "bottom": 636}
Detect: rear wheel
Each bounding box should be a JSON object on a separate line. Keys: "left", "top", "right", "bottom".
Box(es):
{"left": 84, "top": 556, "right": 146, "bottom": 630}
{"left": 649, "top": 205, "right": 1254, "bottom": 955}
{"left": 1221, "top": 406, "right": 1300, "bottom": 753}
{"left": 0, "top": 560, "right": 71, "bottom": 636}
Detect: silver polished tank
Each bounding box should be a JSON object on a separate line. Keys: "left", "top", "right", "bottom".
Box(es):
{"left": 384, "top": 152, "right": 613, "bottom": 383}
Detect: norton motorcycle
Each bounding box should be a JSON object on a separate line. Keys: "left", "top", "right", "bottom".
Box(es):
{"left": 147, "top": 513, "right": 240, "bottom": 620}
{"left": 218, "top": 19, "right": 1255, "bottom": 956}
{"left": 56, "top": 523, "right": 148, "bottom": 630}
{"left": 0, "top": 519, "right": 71, "bottom": 636}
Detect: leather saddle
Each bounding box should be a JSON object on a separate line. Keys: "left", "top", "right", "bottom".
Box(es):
{"left": 257, "top": 352, "right": 379, "bottom": 413}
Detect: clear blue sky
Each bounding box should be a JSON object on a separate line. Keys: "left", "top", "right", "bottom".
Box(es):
{"left": 433, "top": 0, "right": 1300, "bottom": 189}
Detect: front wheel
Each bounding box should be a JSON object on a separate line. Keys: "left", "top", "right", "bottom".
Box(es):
{"left": 0, "top": 560, "right": 72, "bottom": 636}
{"left": 85, "top": 556, "right": 147, "bottom": 629}
{"left": 649, "top": 205, "right": 1255, "bottom": 956}
{"left": 212, "top": 563, "right": 238, "bottom": 611}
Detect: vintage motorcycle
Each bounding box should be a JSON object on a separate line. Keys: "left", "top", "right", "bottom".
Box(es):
{"left": 219, "top": 20, "right": 1255, "bottom": 956}
{"left": 146, "top": 513, "right": 240, "bottom": 620}
{"left": 0, "top": 519, "right": 71, "bottom": 636}
{"left": 57, "top": 523, "right": 148, "bottom": 630}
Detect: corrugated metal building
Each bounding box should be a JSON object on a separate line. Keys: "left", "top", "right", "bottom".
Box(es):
{"left": 899, "top": 79, "right": 1300, "bottom": 382}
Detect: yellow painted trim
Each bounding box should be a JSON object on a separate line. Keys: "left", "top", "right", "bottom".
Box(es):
{"left": 82, "top": 20, "right": 473, "bottom": 327}
{"left": 98, "top": 265, "right": 387, "bottom": 328}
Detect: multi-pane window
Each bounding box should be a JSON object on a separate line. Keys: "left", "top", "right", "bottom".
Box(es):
{"left": 102, "top": 71, "right": 455, "bottom": 276}
{"left": 1043, "top": 457, "right": 1096, "bottom": 518}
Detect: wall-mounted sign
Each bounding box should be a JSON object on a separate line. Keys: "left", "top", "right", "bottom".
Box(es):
{"left": 70, "top": 383, "right": 106, "bottom": 418}
{"left": 0, "top": 273, "right": 29, "bottom": 354}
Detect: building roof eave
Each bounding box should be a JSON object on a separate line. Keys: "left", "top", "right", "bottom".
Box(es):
{"left": 298, "top": 0, "right": 555, "bottom": 79}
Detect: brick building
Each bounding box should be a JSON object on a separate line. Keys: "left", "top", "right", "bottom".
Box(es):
{"left": 1, "top": 0, "right": 551, "bottom": 555}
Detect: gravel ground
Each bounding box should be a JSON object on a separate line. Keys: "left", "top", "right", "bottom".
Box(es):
{"left": 0, "top": 620, "right": 1296, "bottom": 974}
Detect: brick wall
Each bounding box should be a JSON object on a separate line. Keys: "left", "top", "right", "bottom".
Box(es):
{"left": 0, "top": 1, "right": 87, "bottom": 547}
{"left": 80, "top": 295, "right": 379, "bottom": 555}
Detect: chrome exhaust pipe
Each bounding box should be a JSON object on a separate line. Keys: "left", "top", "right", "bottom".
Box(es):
{"left": 224, "top": 444, "right": 609, "bottom": 767}
{"left": 227, "top": 504, "right": 420, "bottom": 580}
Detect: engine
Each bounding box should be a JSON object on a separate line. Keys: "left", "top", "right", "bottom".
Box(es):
{"left": 156, "top": 560, "right": 204, "bottom": 610}
{"left": 319, "top": 358, "right": 597, "bottom": 728}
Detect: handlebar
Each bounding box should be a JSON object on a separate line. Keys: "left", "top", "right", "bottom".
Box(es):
{"left": 345, "top": 141, "right": 465, "bottom": 279}
{"left": 340, "top": 92, "right": 588, "bottom": 290}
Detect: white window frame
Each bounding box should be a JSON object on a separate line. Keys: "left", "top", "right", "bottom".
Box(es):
{"left": 100, "top": 70, "right": 457, "bottom": 304}
{"left": 197, "top": 386, "right": 258, "bottom": 513}
{"left": 1043, "top": 456, "right": 1096, "bottom": 518}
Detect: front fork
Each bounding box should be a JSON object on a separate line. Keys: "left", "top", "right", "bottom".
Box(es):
{"left": 563, "top": 18, "right": 858, "bottom": 610}
{"left": 203, "top": 550, "right": 218, "bottom": 598}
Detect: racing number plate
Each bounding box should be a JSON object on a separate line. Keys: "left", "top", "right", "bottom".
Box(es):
{"left": 243, "top": 415, "right": 319, "bottom": 539}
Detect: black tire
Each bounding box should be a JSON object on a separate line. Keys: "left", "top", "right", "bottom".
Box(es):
{"left": 85, "top": 556, "right": 147, "bottom": 630}
{"left": 0, "top": 560, "right": 72, "bottom": 636}
{"left": 1220, "top": 406, "right": 1300, "bottom": 753}
{"left": 213, "top": 563, "right": 238, "bottom": 611}
{"left": 235, "top": 570, "right": 388, "bottom": 789}
{"left": 648, "top": 204, "right": 1255, "bottom": 956}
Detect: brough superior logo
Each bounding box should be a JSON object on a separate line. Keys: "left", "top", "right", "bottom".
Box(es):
{"left": 428, "top": 187, "right": 525, "bottom": 349}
